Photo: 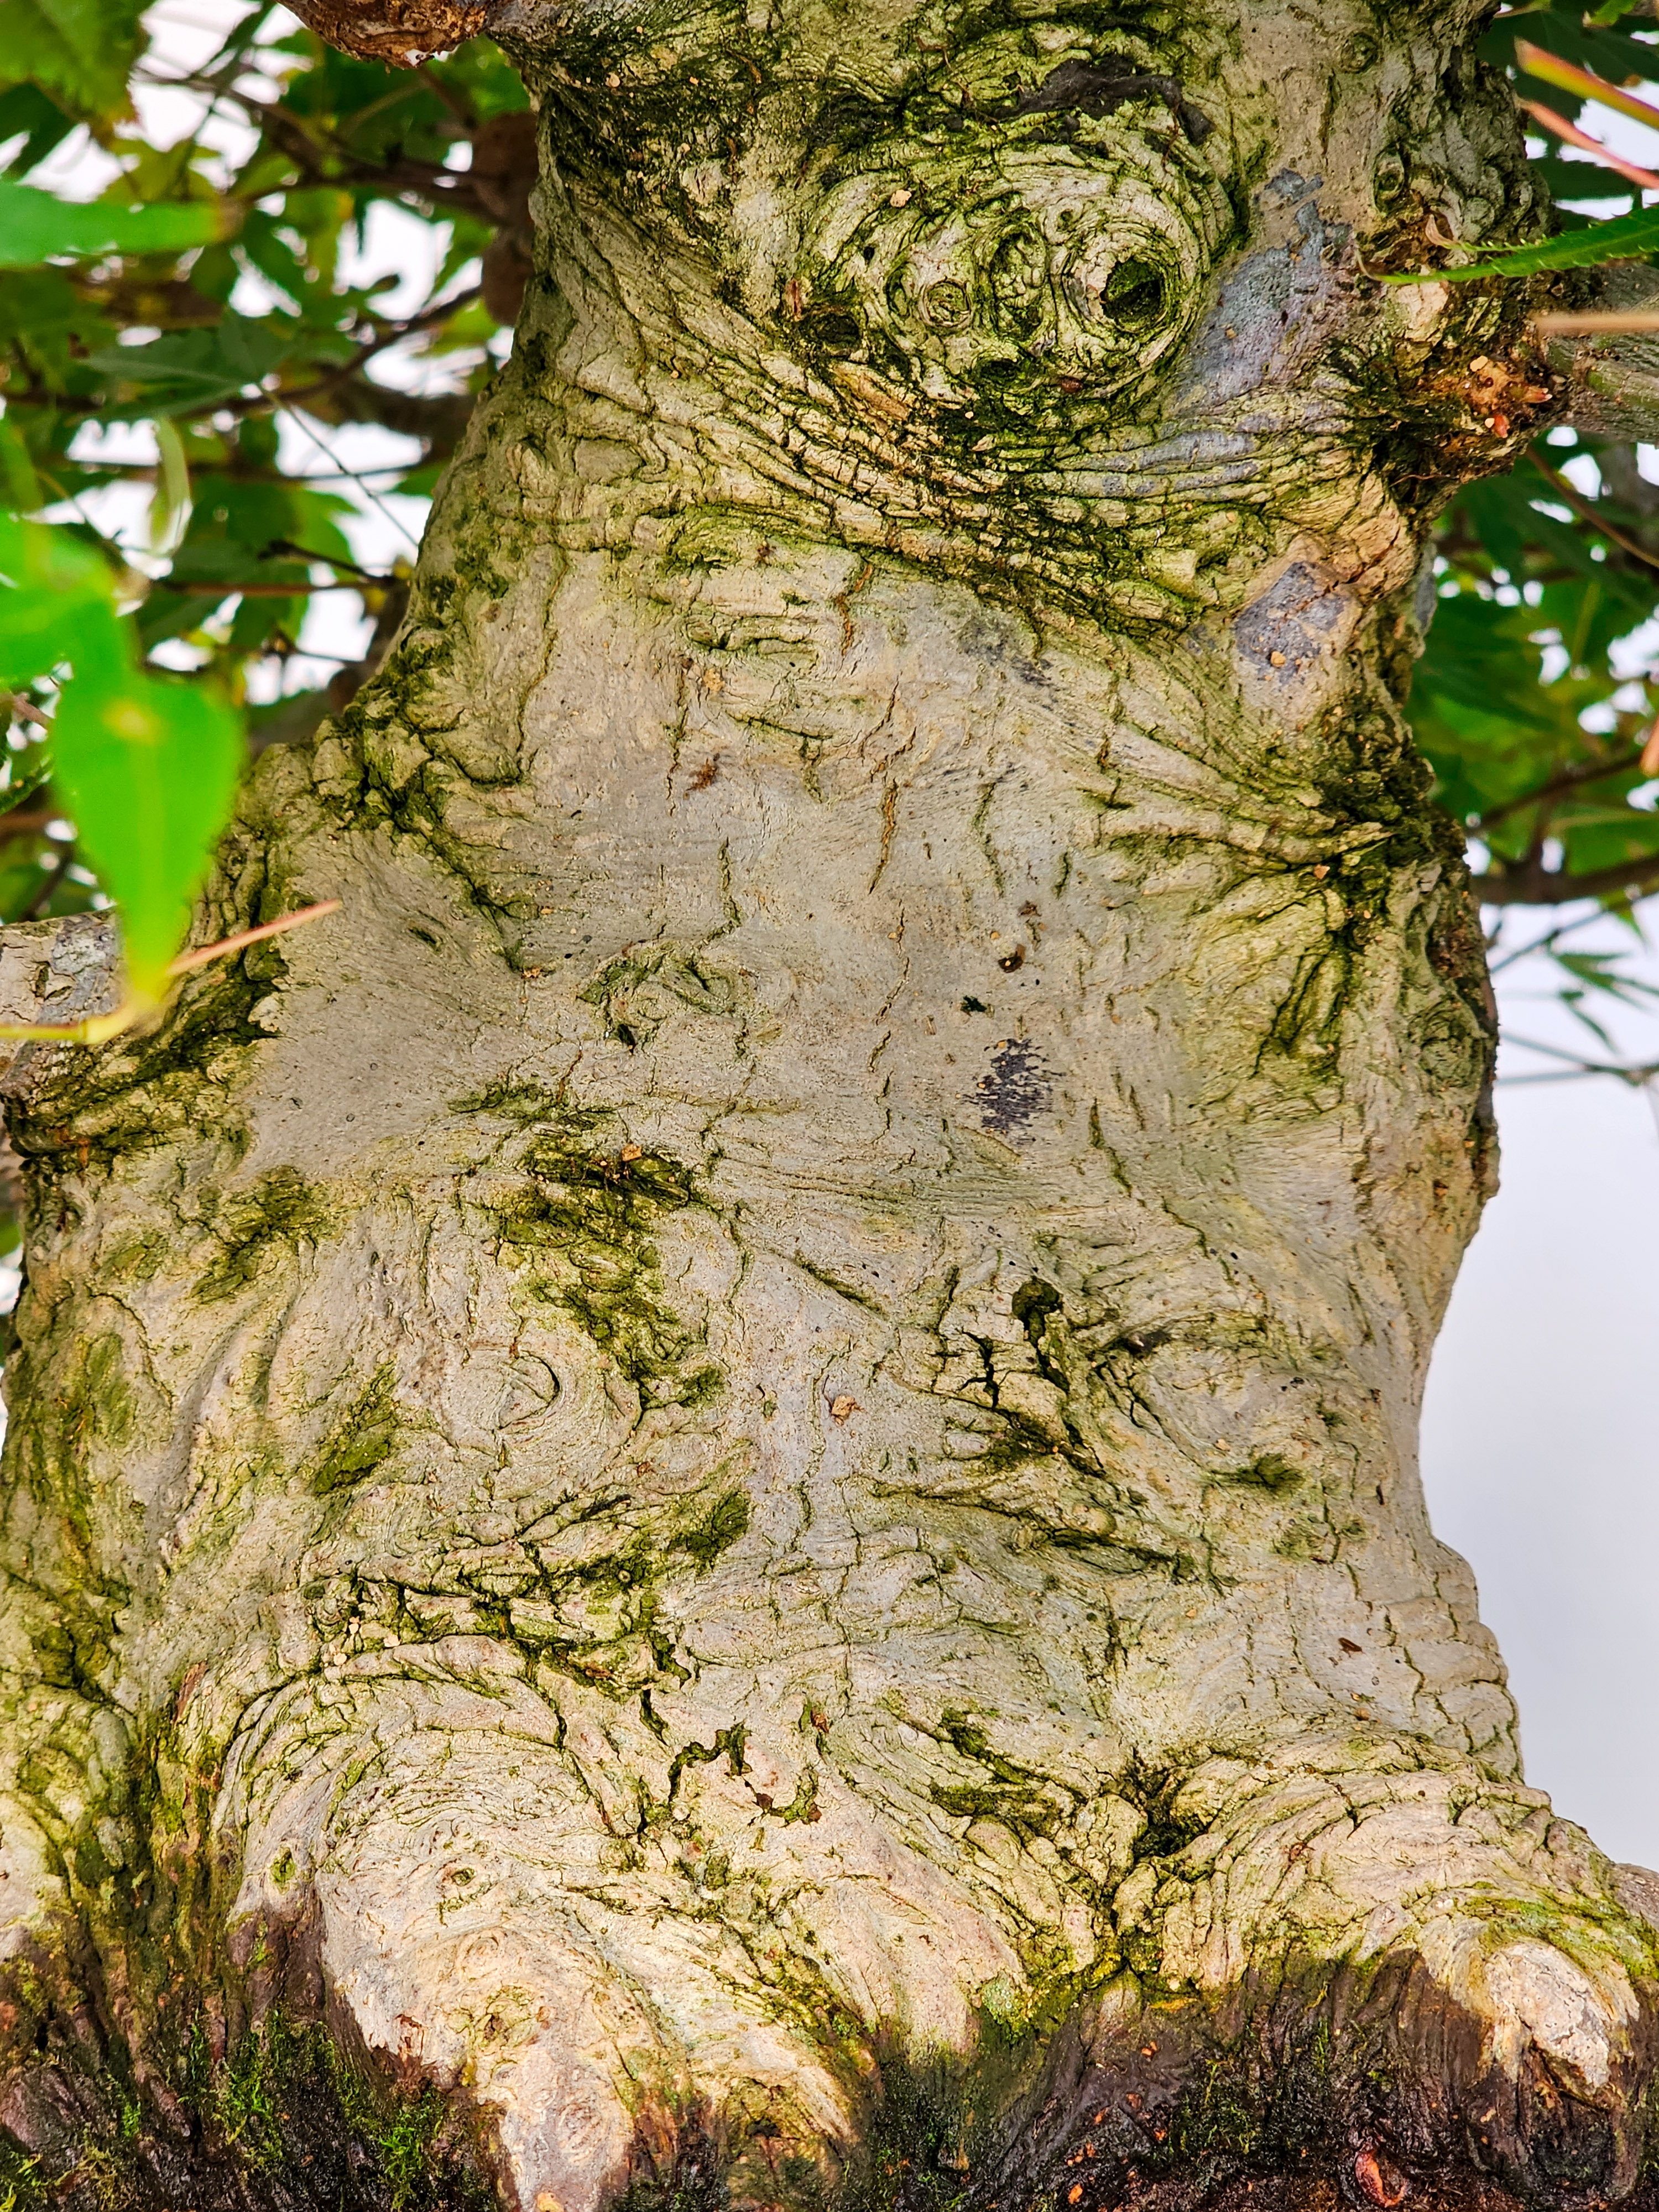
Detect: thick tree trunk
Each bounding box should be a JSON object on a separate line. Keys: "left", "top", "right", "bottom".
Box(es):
{"left": 4, "top": 6, "right": 1657, "bottom": 2212}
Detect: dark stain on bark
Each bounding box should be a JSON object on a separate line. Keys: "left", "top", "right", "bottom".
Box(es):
{"left": 1232, "top": 565, "right": 1354, "bottom": 693}
{"left": 1172, "top": 175, "right": 1349, "bottom": 413}
{"left": 822, "top": 1967, "right": 1649, "bottom": 2212}
{"left": 1, "top": 1941, "right": 1651, "bottom": 2212}
{"left": 975, "top": 1037, "right": 1051, "bottom": 1141}
{"left": 993, "top": 60, "right": 1214, "bottom": 145}
{"left": 0, "top": 2018, "right": 491, "bottom": 2212}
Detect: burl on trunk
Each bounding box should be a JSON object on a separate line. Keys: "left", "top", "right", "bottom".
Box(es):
{"left": 3, "top": 5, "right": 1656, "bottom": 2212}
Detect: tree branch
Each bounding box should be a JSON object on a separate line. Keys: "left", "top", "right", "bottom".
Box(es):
{"left": 1549, "top": 263, "right": 1659, "bottom": 440}
{"left": 317, "top": 379, "right": 476, "bottom": 454}
{"left": 1499, "top": 1031, "right": 1659, "bottom": 1083}
{"left": 1527, "top": 451, "right": 1659, "bottom": 572}
{"left": 1475, "top": 847, "right": 1659, "bottom": 904}
{"left": 1474, "top": 747, "right": 1650, "bottom": 833}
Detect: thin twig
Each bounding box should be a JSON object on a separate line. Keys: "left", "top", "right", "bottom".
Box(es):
{"left": 1535, "top": 311, "right": 1659, "bottom": 335}
{"left": 1501, "top": 1030, "right": 1659, "bottom": 1081}
{"left": 14, "top": 854, "right": 65, "bottom": 926}
{"left": 267, "top": 540, "right": 395, "bottom": 580}
{"left": 276, "top": 411, "right": 422, "bottom": 554}
{"left": 259, "top": 285, "right": 483, "bottom": 421}
{"left": 1477, "top": 844, "right": 1659, "bottom": 904}
{"left": 0, "top": 900, "right": 343, "bottom": 1044}
{"left": 1515, "top": 37, "right": 1659, "bottom": 137}
{"left": 1, "top": 286, "right": 485, "bottom": 430}
{"left": 1516, "top": 97, "right": 1659, "bottom": 191}
{"left": 1528, "top": 450, "right": 1659, "bottom": 575}
{"left": 1488, "top": 905, "right": 1633, "bottom": 975}
{"left": 169, "top": 899, "right": 343, "bottom": 974}
{"left": 1475, "top": 742, "right": 1650, "bottom": 831}
{"left": 1499, "top": 1064, "right": 1656, "bottom": 1083}
{"left": 156, "top": 580, "right": 372, "bottom": 597}
{"left": 415, "top": 60, "right": 476, "bottom": 127}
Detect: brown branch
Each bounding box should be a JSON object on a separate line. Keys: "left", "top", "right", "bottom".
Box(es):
{"left": 1500, "top": 1034, "right": 1659, "bottom": 1083}
{"left": 259, "top": 285, "right": 483, "bottom": 417}
{"left": 414, "top": 60, "right": 477, "bottom": 127}
{"left": 145, "top": 68, "right": 477, "bottom": 205}
{"left": 1, "top": 287, "right": 485, "bottom": 434}
{"left": 1473, "top": 743, "right": 1649, "bottom": 832}
{"left": 1475, "top": 847, "right": 1659, "bottom": 905}
{"left": 1514, "top": 97, "right": 1659, "bottom": 191}
{"left": 156, "top": 580, "right": 371, "bottom": 597}
{"left": 1528, "top": 451, "right": 1659, "bottom": 575}
{"left": 321, "top": 380, "right": 475, "bottom": 452}
{"left": 1535, "top": 311, "right": 1659, "bottom": 336}
{"left": 15, "top": 851, "right": 68, "bottom": 924}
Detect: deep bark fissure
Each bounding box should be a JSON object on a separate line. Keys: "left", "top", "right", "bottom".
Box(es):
{"left": 4, "top": 6, "right": 1658, "bottom": 2212}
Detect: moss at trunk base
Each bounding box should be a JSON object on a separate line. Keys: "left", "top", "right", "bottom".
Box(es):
{"left": 534, "top": 1985, "right": 1649, "bottom": 2212}
{"left": 0, "top": 2015, "right": 492, "bottom": 2212}
{"left": 6, "top": 1949, "right": 1636, "bottom": 2212}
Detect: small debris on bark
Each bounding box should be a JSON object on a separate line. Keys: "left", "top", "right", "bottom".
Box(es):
{"left": 1354, "top": 2147, "right": 1410, "bottom": 2206}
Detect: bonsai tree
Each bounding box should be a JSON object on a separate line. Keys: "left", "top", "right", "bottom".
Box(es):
{"left": 5, "top": 1, "right": 1659, "bottom": 2208}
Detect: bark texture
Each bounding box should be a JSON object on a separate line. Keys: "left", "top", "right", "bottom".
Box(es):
{"left": 3, "top": 8, "right": 1657, "bottom": 2212}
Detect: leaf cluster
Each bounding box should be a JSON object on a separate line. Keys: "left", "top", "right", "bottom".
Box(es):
{"left": 1376, "top": 0, "right": 1659, "bottom": 1076}
{"left": 0, "top": 0, "right": 532, "bottom": 935}
{"left": 1413, "top": 439, "right": 1659, "bottom": 1070}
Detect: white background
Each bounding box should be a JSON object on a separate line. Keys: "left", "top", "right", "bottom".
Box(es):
{"left": 1422, "top": 969, "right": 1659, "bottom": 1871}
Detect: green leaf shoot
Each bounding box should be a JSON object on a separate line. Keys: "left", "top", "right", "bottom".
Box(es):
{"left": 0, "top": 176, "right": 233, "bottom": 267}
{"left": 1386, "top": 202, "right": 1659, "bottom": 283}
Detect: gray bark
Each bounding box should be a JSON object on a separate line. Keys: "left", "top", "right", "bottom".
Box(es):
{"left": 2, "top": 6, "right": 1656, "bottom": 2212}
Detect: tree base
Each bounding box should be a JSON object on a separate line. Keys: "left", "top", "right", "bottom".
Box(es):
{"left": 4, "top": 1940, "right": 1655, "bottom": 2212}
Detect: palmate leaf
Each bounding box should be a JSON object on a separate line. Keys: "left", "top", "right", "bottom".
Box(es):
{"left": 51, "top": 649, "right": 242, "bottom": 1001}
{"left": 1554, "top": 949, "right": 1659, "bottom": 1000}
{"left": 1526, "top": 155, "right": 1639, "bottom": 203}
{"left": 0, "top": 3, "right": 528, "bottom": 971}
{"left": 0, "top": 0, "right": 145, "bottom": 119}
{"left": 0, "top": 84, "right": 77, "bottom": 174}
{"left": 1480, "top": 1, "right": 1659, "bottom": 91}
{"left": 0, "top": 503, "right": 110, "bottom": 681}
{"left": 1387, "top": 201, "right": 1659, "bottom": 283}
{"left": 0, "top": 177, "right": 233, "bottom": 267}
{"left": 88, "top": 312, "right": 293, "bottom": 415}
{"left": 1514, "top": 38, "right": 1659, "bottom": 134}
{"left": 1397, "top": 3, "right": 1659, "bottom": 288}
{"left": 1411, "top": 596, "right": 1560, "bottom": 729}
{"left": 0, "top": 267, "right": 110, "bottom": 389}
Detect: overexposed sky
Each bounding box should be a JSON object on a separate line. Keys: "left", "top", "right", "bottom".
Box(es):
{"left": 1423, "top": 924, "right": 1659, "bottom": 1871}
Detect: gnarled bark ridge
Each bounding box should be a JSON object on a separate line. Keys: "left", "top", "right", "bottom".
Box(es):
{"left": 3, "top": 6, "right": 1656, "bottom": 2212}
